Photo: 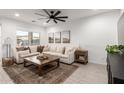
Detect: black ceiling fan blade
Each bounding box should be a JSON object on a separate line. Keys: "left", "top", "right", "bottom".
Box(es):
{"left": 55, "top": 16, "right": 68, "bottom": 18}
{"left": 54, "top": 19, "right": 57, "bottom": 24}
{"left": 55, "top": 18, "right": 66, "bottom": 22}
{"left": 38, "top": 18, "right": 49, "bottom": 20}
{"left": 53, "top": 11, "right": 61, "bottom": 17}
{"left": 35, "top": 13, "right": 47, "bottom": 17}
{"left": 43, "top": 9, "right": 50, "bottom": 17}
{"left": 46, "top": 19, "right": 51, "bottom": 23}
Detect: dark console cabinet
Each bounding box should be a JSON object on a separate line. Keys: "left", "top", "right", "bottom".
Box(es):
{"left": 107, "top": 54, "right": 124, "bottom": 84}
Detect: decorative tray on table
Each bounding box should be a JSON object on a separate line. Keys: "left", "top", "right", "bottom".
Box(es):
{"left": 37, "top": 55, "right": 48, "bottom": 60}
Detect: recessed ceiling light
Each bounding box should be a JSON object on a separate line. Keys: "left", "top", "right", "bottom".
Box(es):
{"left": 14, "top": 13, "right": 20, "bottom": 17}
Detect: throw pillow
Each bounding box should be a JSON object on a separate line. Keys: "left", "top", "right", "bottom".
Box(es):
{"left": 40, "top": 46, "right": 44, "bottom": 53}
{"left": 16, "top": 46, "right": 25, "bottom": 51}
{"left": 64, "top": 47, "right": 73, "bottom": 55}
{"left": 56, "top": 46, "right": 65, "bottom": 54}
{"left": 37, "top": 45, "right": 41, "bottom": 53}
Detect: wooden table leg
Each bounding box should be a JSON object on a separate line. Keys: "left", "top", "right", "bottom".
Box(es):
{"left": 24, "top": 60, "right": 27, "bottom": 67}
{"left": 38, "top": 65, "right": 43, "bottom": 76}
{"left": 57, "top": 59, "right": 60, "bottom": 67}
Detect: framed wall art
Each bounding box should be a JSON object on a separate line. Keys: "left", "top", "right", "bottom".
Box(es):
{"left": 61, "top": 30, "right": 70, "bottom": 43}
{"left": 55, "top": 32, "right": 61, "bottom": 43}
{"left": 48, "top": 33, "right": 54, "bottom": 43}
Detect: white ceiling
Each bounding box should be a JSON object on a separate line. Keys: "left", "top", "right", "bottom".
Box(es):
{"left": 0, "top": 9, "right": 116, "bottom": 26}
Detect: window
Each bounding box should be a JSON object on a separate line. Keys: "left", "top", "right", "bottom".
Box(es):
{"left": 16, "top": 30, "right": 40, "bottom": 46}
{"left": 32, "top": 32, "right": 40, "bottom": 45}
{"left": 16, "top": 31, "right": 29, "bottom": 46}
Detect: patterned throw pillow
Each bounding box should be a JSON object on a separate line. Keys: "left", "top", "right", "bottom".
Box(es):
{"left": 37, "top": 45, "right": 44, "bottom": 53}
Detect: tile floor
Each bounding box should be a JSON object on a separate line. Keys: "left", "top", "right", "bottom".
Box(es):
{"left": 0, "top": 62, "right": 107, "bottom": 84}
{"left": 63, "top": 63, "right": 107, "bottom": 84}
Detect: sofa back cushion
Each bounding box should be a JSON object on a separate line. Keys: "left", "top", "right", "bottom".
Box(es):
{"left": 56, "top": 46, "right": 65, "bottom": 54}
{"left": 29, "top": 46, "right": 37, "bottom": 53}
{"left": 49, "top": 46, "right": 56, "bottom": 52}
{"left": 43, "top": 45, "right": 50, "bottom": 52}
{"left": 16, "top": 46, "right": 29, "bottom": 51}
{"left": 16, "top": 47, "right": 24, "bottom": 51}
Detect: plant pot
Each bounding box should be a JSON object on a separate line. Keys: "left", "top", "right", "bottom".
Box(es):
{"left": 107, "top": 53, "right": 124, "bottom": 81}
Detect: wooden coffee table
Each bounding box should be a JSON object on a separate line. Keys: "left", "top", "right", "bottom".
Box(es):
{"left": 24, "top": 55, "right": 60, "bottom": 76}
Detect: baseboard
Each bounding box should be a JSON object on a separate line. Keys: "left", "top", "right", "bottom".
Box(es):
{"left": 89, "top": 60, "right": 107, "bottom": 65}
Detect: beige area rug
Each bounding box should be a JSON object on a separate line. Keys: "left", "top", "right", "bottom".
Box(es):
{"left": 3, "top": 63, "right": 78, "bottom": 84}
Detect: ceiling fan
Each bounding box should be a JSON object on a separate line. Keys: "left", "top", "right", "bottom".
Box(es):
{"left": 33, "top": 9, "right": 68, "bottom": 24}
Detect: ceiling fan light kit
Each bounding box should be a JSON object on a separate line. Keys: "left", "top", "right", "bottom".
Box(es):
{"left": 34, "top": 9, "right": 68, "bottom": 24}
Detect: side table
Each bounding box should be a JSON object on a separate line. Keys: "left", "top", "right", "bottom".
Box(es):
{"left": 2, "top": 57, "right": 15, "bottom": 67}
{"left": 75, "top": 49, "right": 88, "bottom": 64}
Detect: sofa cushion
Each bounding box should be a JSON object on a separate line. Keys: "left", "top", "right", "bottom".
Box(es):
{"left": 49, "top": 46, "right": 56, "bottom": 52}
{"left": 43, "top": 52, "right": 58, "bottom": 56}
{"left": 20, "top": 52, "right": 39, "bottom": 58}
{"left": 56, "top": 46, "right": 65, "bottom": 54}
{"left": 29, "top": 46, "right": 37, "bottom": 53}
{"left": 64, "top": 47, "right": 74, "bottom": 55}
{"left": 16, "top": 46, "right": 30, "bottom": 51}
{"left": 16, "top": 46, "right": 25, "bottom": 51}
{"left": 43, "top": 51, "right": 68, "bottom": 58}
{"left": 60, "top": 54, "right": 68, "bottom": 58}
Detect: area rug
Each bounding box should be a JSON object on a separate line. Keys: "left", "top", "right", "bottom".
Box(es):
{"left": 3, "top": 63, "right": 78, "bottom": 84}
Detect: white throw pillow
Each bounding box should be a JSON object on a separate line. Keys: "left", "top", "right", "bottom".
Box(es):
{"left": 64, "top": 47, "right": 74, "bottom": 55}
{"left": 56, "top": 46, "right": 65, "bottom": 54}
{"left": 50, "top": 46, "right": 56, "bottom": 52}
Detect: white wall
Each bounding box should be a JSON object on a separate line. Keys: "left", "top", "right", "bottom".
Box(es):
{"left": 0, "top": 17, "right": 47, "bottom": 58}
{"left": 46, "top": 10, "right": 121, "bottom": 65}
{"left": 118, "top": 12, "right": 124, "bottom": 45}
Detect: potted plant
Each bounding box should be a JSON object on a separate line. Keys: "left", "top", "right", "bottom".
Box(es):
{"left": 106, "top": 45, "right": 124, "bottom": 55}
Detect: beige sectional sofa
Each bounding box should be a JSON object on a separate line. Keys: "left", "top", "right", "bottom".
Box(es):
{"left": 14, "top": 45, "right": 78, "bottom": 64}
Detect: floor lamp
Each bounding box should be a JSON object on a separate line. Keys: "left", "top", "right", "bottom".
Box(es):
{"left": 3, "top": 37, "right": 12, "bottom": 58}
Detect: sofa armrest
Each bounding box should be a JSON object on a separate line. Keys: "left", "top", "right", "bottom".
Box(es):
{"left": 14, "top": 50, "right": 30, "bottom": 63}
{"left": 68, "top": 50, "right": 75, "bottom": 63}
